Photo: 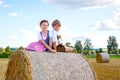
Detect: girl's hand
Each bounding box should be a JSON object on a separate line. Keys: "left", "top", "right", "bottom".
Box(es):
{"left": 50, "top": 49, "right": 56, "bottom": 53}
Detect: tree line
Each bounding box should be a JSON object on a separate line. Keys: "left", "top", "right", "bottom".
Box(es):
{"left": 0, "top": 36, "right": 120, "bottom": 55}
{"left": 65, "top": 36, "right": 120, "bottom": 55}
{"left": 0, "top": 46, "right": 24, "bottom": 58}
{"left": 0, "top": 46, "right": 24, "bottom": 53}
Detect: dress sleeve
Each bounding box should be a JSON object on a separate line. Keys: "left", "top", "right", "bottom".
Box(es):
{"left": 38, "top": 32, "right": 42, "bottom": 41}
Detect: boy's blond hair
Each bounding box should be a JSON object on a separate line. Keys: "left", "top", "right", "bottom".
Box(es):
{"left": 52, "top": 19, "right": 61, "bottom": 27}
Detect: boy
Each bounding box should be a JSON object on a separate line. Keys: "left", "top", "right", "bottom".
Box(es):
{"left": 49, "top": 19, "right": 73, "bottom": 52}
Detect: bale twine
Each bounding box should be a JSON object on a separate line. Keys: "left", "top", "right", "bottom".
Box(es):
{"left": 5, "top": 50, "right": 32, "bottom": 80}
{"left": 96, "top": 53, "right": 110, "bottom": 63}
{"left": 26, "top": 51, "right": 96, "bottom": 80}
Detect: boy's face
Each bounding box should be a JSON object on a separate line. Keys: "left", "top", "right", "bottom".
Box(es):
{"left": 53, "top": 24, "right": 60, "bottom": 32}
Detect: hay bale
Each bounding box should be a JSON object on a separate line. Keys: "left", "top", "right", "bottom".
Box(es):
{"left": 96, "top": 53, "right": 110, "bottom": 63}
{"left": 27, "top": 51, "right": 96, "bottom": 80}
{"left": 5, "top": 50, "right": 32, "bottom": 80}
{"left": 6, "top": 50, "right": 96, "bottom": 80}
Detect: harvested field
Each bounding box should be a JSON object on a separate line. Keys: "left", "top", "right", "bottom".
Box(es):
{"left": 87, "top": 59, "right": 120, "bottom": 80}
{"left": 0, "top": 55, "right": 120, "bottom": 80}
{"left": 0, "top": 59, "right": 8, "bottom": 80}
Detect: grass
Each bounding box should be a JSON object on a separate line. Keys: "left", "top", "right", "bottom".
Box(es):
{"left": 0, "top": 52, "right": 13, "bottom": 58}
{"left": 0, "top": 54, "right": 11, "bottom": 58}
{"left": 85, "top": 54, "right": 120, "bottom": 59}
{"left": 110, "top": 55, "right": 120, "bottom": 58}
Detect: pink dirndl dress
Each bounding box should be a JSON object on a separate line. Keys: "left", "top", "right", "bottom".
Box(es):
{"left": 25, "top": 31, "right": 49, "bottom": 52}
{"left": 25, "top": 41, "right": 46, "bottom": 52}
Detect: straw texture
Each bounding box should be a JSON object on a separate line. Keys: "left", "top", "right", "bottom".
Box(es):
{"left": 5, "top": 50, "right": 32, "bottom": 80}
{"left": 26, "top": 51, "right": 96, "bottom": 80}
{"left": 96, "top": 53, "right": 110, "bottom": 63}
{"left": 6, "top": 50, "right": 96, "bottom": 80}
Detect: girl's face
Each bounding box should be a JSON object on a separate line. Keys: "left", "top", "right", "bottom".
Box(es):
{"left": 40, "top": 22, "right": 49, "bottom": 31}
{"left": 53, "top": 24, "right": 60, "bottom": 32}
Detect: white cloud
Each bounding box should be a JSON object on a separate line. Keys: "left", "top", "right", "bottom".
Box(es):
{"left": 70, "top": 32, "right": 108, "bottom": 48}
{"left": 9, "top": 12, "right": 29, "bottom": 19}
{"left": 0, "top": 0, "right": 10, "bottom": 8}
{"left": 3, "top": 4, "right": 9, "bottom": 7}
{"left": 0, "top": 0, "right": 3, "bottom": 5}
{"left": 82, "top": 5, "right": 108, "bottom": 10}
{"left": 21, "top": 30, "right": 38, "bottom": 42}
{"left": 34, "top": 25, "right": 41, "bottom": 33}
{"left": 59, "top": 25, "right": 75, "bottom": 45}
{"left": 25, "top": 16, "right": 29, "bottom": 19}
{"left": 43, "top": 0, "right": 120, "bottom": 9}
{"left": 91, "top": 7, "right": 120, "bottom": 30}
{"left": 8, "top": 35, "right": 17, "bottom": 40}
{"left": 7, "top": 35, "right": 21, "bottom": 47}
{"left": 5, "top": 29, "right": 38, "bottom": 48}
{"left": 9, "top": 13, "right": 22, "bottom": 17}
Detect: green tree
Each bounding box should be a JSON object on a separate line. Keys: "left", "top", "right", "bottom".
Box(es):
{"left": 5, "top": 46, "right": 11, "bottom": 52}
{"left": 107, "top": 36, "right": 118, "bottom": 55}
{"left": 119, "top": 49, "right": 120, "bottom": 54}
{"left": 0, "top": 47, "right": 4, "bottom": 52}
{"left": 95, "top": 48, "right": 103, "bottom": 54}
{"left": 18, "top": 46, "right": 24, "bottom": 50}
{"left": 99, "top": 48, "right": 103, "bottom": 53}
{"left": 65, "top": 42, "right": 72, "bottom": 47}
{"left": 74, "top": 40, "right": 82, "bottom": 53}
{"left": 83, "top": 39, "right": 93, "bottom": 55}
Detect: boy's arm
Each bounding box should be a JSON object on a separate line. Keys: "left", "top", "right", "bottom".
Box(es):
{"left": 53, "top": 42, "right": 57, "bottom": 50}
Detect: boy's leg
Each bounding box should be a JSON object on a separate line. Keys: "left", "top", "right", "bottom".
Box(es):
{"left": 65, "top": 46, "right": 73, "bottom": 52}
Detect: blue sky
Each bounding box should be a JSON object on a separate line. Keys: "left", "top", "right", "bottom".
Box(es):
{"left": 0, "top": 0, "right": 120, "bottom": 48}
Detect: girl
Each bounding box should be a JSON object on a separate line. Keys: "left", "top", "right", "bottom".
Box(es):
{"left": 26, "top": 20, "right": 56, "bottom": 53}
{"left": 49, "top": 19, "right": 73, "bottom": 52}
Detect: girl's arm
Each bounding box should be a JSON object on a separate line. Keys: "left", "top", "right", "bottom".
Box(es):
{"left": 39, "top": 40, "right": 56, "bottom": 53}
{"left": 49, "top": 38, "right": 53, "bottom": 48}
